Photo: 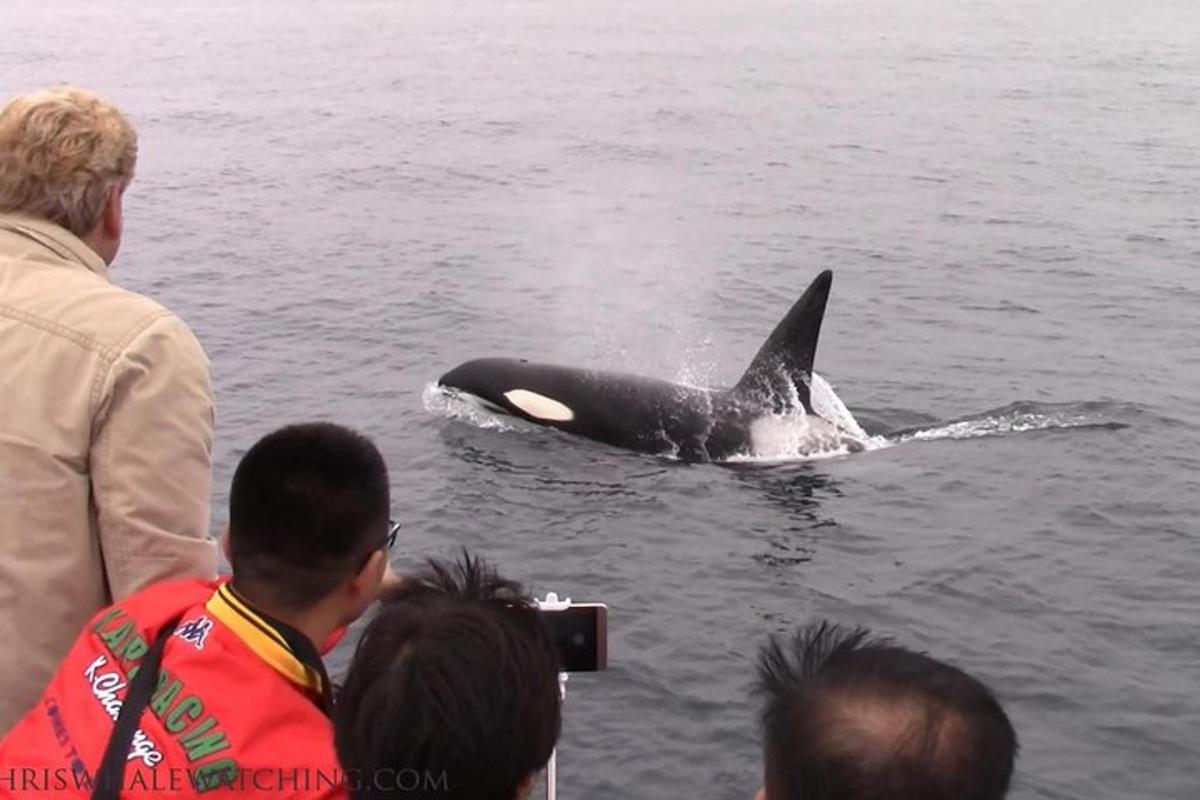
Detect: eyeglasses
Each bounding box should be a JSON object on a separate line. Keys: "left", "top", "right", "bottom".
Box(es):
{"left": 385, "top": 519, "right": 401, "bottom": 550}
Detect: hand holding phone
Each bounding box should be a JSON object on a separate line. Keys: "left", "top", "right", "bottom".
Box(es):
{"left": 537, "top": 599, "right": 608, "bottom": 673}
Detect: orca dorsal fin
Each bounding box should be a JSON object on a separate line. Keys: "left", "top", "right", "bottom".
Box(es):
{"left": 732, "top": 270, "right": 832, "bottom": 411}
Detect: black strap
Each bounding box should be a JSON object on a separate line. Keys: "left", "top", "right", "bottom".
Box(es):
{"left": 90, "top": 614, "right": 182, "bottom": 800}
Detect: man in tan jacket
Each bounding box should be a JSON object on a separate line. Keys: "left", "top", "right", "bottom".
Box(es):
{"left": 0, "top": 86, "right": 217, "bottom": 733}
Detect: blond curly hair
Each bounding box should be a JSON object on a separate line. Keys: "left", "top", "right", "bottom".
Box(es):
{"left": 0, "top": 86, "right": 138, "bottom": 237}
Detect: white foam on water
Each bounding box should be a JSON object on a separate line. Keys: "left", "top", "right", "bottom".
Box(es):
{"left": 808, "top": 372, "right": 871, "bottom": 442}
{"left": 726, "top": 372, "right": 890, "bottom": 463}
{"left": 422, "top": 383, "right": 525, "bottom": 432}
{"left": 898, "top": 407, "right": 1110, "bottom": 443}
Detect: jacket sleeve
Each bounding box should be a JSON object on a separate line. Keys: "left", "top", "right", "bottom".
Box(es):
{"left": 91, "top": 312, "right": 219, "bottom": 599}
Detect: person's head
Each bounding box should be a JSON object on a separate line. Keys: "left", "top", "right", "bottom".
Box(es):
{"left": 335, "top": 551, "right": 562, "bottom": 800}
{"left": 0, "top": 86, "right": 137, "bottom": 265}
{"left": 225, "top": 422, "right": 392, "bottom": 626}
{"left": 755, "top": 621, "right": 1017, "bottom": 800}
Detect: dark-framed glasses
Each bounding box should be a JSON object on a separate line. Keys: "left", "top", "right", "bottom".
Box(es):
{"left": 385, "top": 519, "right": 401, "bottom": 550}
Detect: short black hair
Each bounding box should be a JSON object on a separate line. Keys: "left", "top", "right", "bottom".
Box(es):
{"left": 228, "top": 422, "right": 390, "bottom": 610}
{"left": 334, "top": 551, "right": 562, "bottom": 800}
{"left": 756, "top": 621, "right": 1017, "bottom": 800}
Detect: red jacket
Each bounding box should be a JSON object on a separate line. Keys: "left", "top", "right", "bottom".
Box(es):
{"left": 0, "top": 579, "right": 346, "bottom": 798}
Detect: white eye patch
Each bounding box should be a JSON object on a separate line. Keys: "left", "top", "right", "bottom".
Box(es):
{"left": 503, "top": 389, "right": 575, "bottom": 422}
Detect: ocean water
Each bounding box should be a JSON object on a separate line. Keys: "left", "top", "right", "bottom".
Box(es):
{"left": 4, "top": 0, "right": 1199, "bottom": 797}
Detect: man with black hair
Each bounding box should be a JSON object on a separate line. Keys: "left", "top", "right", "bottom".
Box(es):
{"left": 335, "top": 552, "right": 562, "bottom": 800}
{"left": 0, "top": 422, "right": 395, "bottom": 798}
{"left": 754, "top": 621, "right": 1018, "bottom": 800}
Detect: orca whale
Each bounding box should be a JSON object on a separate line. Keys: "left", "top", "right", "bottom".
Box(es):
{"left": 437, "top": 270, "right": 859, "bottom": 461}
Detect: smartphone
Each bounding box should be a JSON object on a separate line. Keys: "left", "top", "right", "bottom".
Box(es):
{"left": 540, "top": 603, "right": 608, "bottom": 672}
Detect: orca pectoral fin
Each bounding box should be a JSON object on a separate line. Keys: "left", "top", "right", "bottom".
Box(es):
{"left": 732, "top": 270, "right": 832, "bottom": 410}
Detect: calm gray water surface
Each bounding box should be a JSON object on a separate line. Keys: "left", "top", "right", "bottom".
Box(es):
{"left": 5, "top": 1, "right": 1199, "bottom": 797}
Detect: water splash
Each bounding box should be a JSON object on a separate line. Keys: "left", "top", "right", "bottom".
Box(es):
{"left": 893, "top": 402, "right": 1130, "bottom": 443}
{"left": 729, "top": 372, "right": 889, "bottom": 463}
{"left": 808, "top": 373, "right": 872, "bottom": 442}
{"left": 422, "top": 383, "right": 524, "bottom": 432}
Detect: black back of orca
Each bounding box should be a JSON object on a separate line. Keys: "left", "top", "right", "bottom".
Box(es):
{"left": 438, "top": 270, "right": 833, "bottom": 461}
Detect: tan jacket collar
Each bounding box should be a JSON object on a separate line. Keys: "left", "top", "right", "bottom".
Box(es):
{"left": 0, "top": 211, "right": 109, "bottom": 281}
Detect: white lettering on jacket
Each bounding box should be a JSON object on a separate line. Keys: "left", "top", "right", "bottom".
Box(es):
{"left": 82, "top": 655, "right": 164, "bottom": 767}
